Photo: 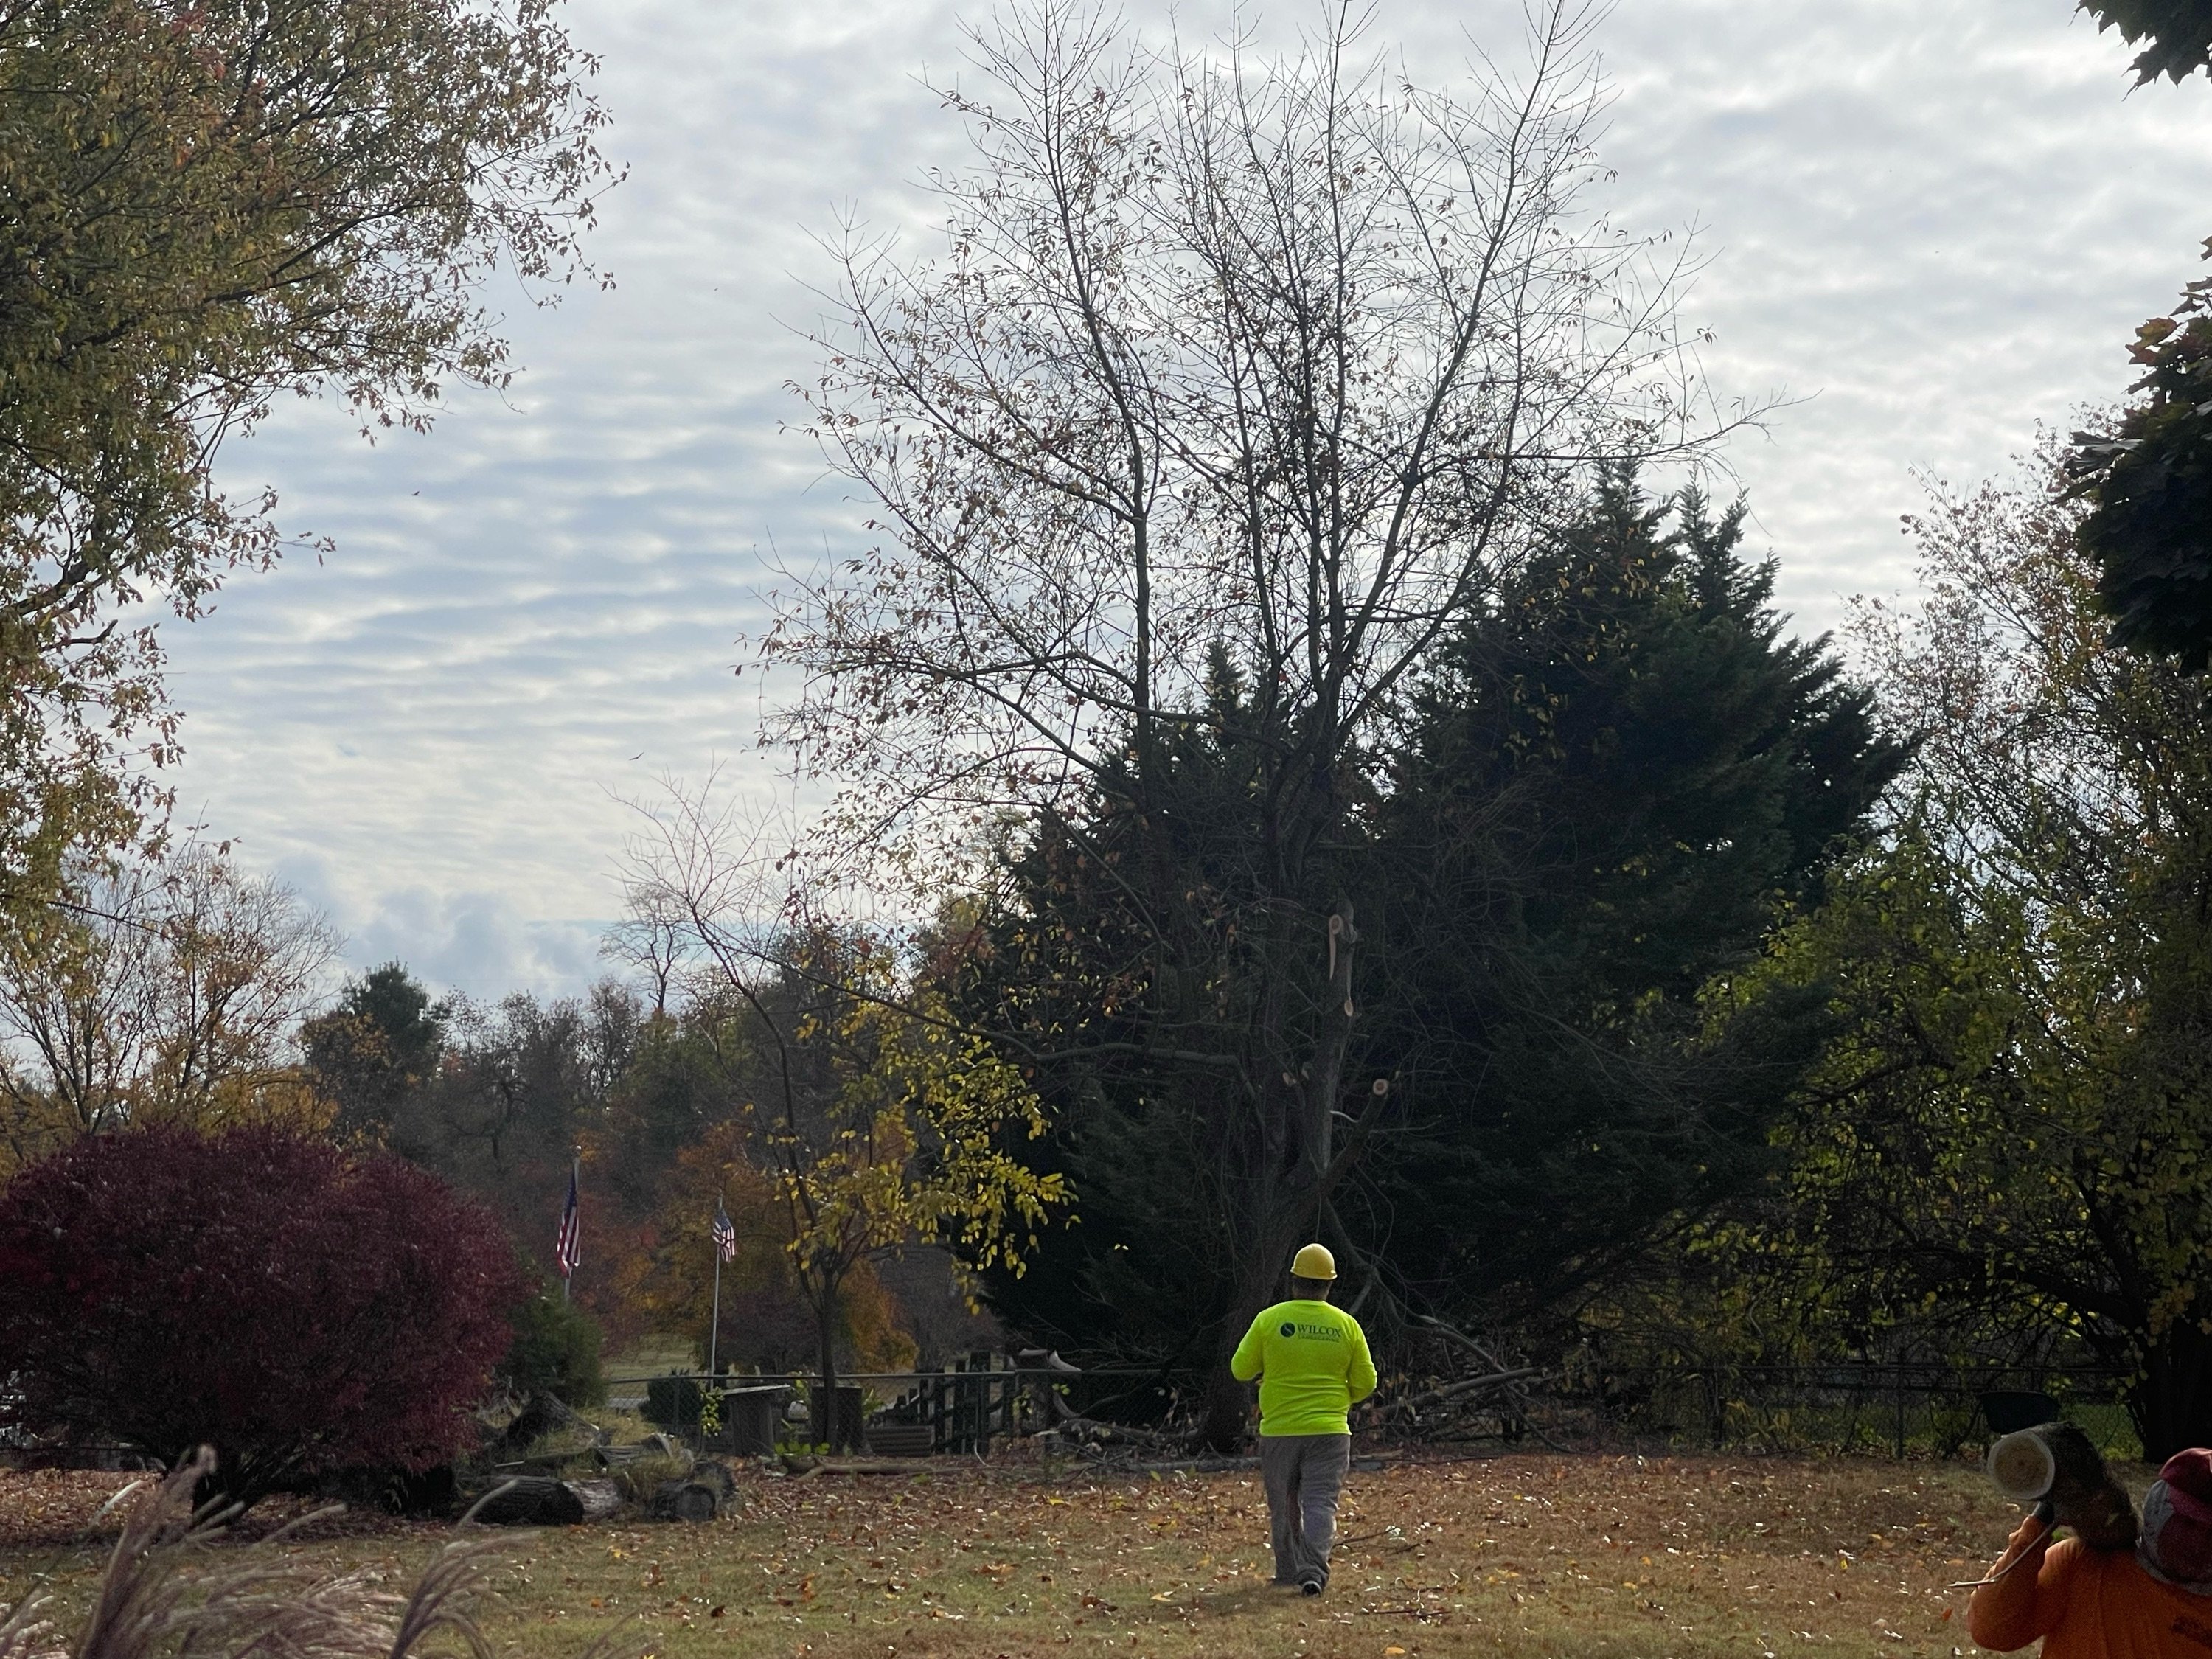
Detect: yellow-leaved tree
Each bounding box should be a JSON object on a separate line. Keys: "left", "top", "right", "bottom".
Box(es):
{"left": 606, "top": 1121, "right": 917, "bottom": 1380}
{"left": 0, "top": 846, "right": 339, "bottom": 1176}
{"left": 614, "top": 783, "right": 1071, "bottom": 1447}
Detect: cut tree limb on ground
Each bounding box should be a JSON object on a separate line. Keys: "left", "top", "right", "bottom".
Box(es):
{"left": 1043, "top": 1388, "right": 1180, "bottom": 1450}
{"left": 1385, "top": 1367, "right": 1545, "bottom": 1416}
{"left": 465, "top": 1477, "right": 585, "bottom": 1526}
{"left": 571, "top": 1478, "right": 623, "bottom": 1522}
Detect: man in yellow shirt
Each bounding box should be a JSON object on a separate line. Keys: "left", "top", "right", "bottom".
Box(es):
{"left": 1230, "top": 1242, "right": 1378, "bottom": 1595}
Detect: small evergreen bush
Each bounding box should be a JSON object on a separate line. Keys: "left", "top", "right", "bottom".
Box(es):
{"left": 498, "top": 1290, "right": 606, "bottom": 1406}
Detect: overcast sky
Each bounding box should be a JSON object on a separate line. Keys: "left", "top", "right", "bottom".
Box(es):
{"left": 166, "top": 0, "right": 2212, "bottom": 1002}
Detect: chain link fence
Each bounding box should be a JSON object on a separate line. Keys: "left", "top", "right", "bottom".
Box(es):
{"left": 1523, "top": 1362, "right": 2140, "bottom": 1459}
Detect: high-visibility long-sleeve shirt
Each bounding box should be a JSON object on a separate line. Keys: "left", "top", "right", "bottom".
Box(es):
{"left": 1230, "top": 1299, "right": 1377, "bottom": 1437}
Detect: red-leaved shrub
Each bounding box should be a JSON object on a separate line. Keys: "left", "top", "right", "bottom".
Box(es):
{"left": 0, "top": 1125, "right": 525, "bottom": 1501}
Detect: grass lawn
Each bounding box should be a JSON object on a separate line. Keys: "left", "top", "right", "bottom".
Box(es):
{"left": 605, "top": 1335, "right": 700, "bottom": 1380}
{"left": 0, "top": 1451, "right": 2040, "bottom": 1659}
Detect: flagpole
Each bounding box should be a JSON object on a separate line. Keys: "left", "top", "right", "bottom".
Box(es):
{"left": 709, "top": 1194, "right": 735, "bottom": 1382}
{"left": 564, "top": 1150, "right": 578, "bottom": 1304}
{"left": 709, "top": 1231, "right": 723, "bottom": 1381}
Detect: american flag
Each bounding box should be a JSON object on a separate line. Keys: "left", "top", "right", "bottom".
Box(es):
{"left": 711, "top": 1198, "right": 737, "bottom": 1262}
{"left": 555, "top": 1165, "right": 580, "bottom": 1280}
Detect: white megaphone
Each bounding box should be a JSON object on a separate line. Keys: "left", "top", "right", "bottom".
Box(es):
{"left": 1988, "top": 1425, "right": 2062, "bottom": 1506}
{"left": 1986, "top": 1423, "right": 2138, "bottom": 1551}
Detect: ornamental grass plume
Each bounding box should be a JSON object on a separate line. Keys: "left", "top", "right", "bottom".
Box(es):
{"left": 0, "top": 1450, "right": 627, "bottom": 1659}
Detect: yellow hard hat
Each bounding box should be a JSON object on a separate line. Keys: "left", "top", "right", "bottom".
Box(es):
{"left": 1291, "top": 1242, "right": 1338, "bottom": 1281}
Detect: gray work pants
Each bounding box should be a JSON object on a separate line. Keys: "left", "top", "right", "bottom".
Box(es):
{"left": 1259, "top": 1433, "right": 1351, "bottom": 1588}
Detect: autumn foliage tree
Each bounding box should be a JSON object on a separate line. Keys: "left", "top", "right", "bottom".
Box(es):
{"left": 611, "top": 1120, "right": 918, "bottom": 1378}
{"left": 0, "top": 846, "right": 338, "bottom": 1175}
{"left": 0, "top": 0, "right": 613, "bottom": 921}
{"left": 0, "top": 1125, "right": 525, "bottom": 1502}
{"left": 618, "top": 787, "right": 1069, "bottom": 1448}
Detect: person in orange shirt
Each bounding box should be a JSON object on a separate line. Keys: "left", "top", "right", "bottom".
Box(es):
{"left": 1972, "top": 1448, "right": 2212, "bottom": 1659}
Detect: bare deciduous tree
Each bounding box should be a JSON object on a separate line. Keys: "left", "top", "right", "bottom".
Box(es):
{"left": 768, "top": 0, "right": 1746, "bottom": 1443}
{"left": 0, "top": 846, "right": 339, "bottom": 1169}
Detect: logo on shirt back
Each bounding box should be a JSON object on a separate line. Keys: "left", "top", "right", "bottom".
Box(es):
{"left": 1279, "top": 1321, "right": 1295, "bottom": 1337}
{"left": 1284, "top": 1322, "right": 1343, "bottom": 1340}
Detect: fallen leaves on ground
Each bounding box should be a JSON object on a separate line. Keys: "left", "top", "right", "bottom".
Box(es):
{"left": 0, "top": 1450, "right": 2039, "bottom": 1659}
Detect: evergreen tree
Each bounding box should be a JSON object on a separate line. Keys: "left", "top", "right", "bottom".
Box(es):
{"left": 300, "top": 964, "right": 448, "bottom": 1144}
{"left": 969, "top": 474, "right": 1905, "bottom": 1375}
{"left": 959, "top": 645, "right": 1371, "bottom": 1386}
{"left": 304, "top": 969, "right": 644, "bottom": 1270}
{"left": 1360, "top": 470, "right": 1906, "bottom": 1332}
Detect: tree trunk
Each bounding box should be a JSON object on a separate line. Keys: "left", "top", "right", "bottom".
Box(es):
{"left": 1300, "top": 907, "right": 1359, "bottom": 1192}
{"left": 1200, "top": 1200, "right": 1312, "bottom": 1450}
{"left": 2132, "top": 1318, "right": 2212, "bottom": 1462}
{"left": 1200, "top": 1366, "right": 1252, "bottom": 1455}
{"left": 468, "top": 1476, "right": 587, "bottom": 1526}
{"left": 1197, "top": 905, "right": 1363, "bottom": 1453}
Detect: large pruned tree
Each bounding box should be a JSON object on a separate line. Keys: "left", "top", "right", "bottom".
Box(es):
{"left": 771, "top": 0, "right": 1742, "bottom": 1444}
{"left": 0, "top": 0, "right": 614, "bottom": 919}
{"left": 967, "top": 473, "right": 1901, "bottom": 1386}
